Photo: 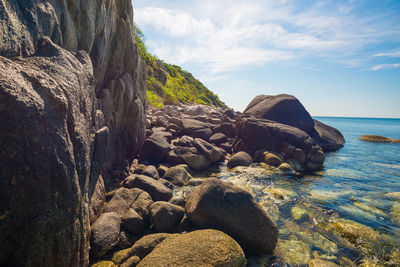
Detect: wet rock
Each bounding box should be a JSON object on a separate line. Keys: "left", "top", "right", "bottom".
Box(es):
{"left": 141, "top": 134, "right": 171, "bottom": 163}
{"left": 308, "top": 259, "right": 340, "bottom": 267}
{"left": 162, "top": 165, "right": 193, "bottom": 186}
{"left": 278, "top": 163, "right": 292, "bottom": 172}
{"left": 263, "top": 152, "right": 284, "bottom": 167}
{"left": 150, "top": 201, "right": 185, "bottom": 232}
{"left": 123, "top": 175, "right": 172, "bottom": 202}
{"left": 291, "top": 206, "right": 310, "bottom": 221}
{"left": 227, "top": 152, "right": 253, "bottom": 168}
{"left": 275, "top": 237, "right": 311, "bottom": 265}
{"left": 158, "top": 179, "right": 174, "bottom": 190}
{"left": 214, "top": 122, "right": 235, "bottom": 138}
{"left": 385, "top": 192, "right": 400, "bottom": 200}
{"left": 194, "top": 138, "right": 224, "bottom": 163}
{"left": 359, "top": 135, "right": 400, "bottom": 143}
{"left": 234, "top": 116, "right": 325, "bottom": 171}
{"left": 175, "top": 146, "right": 210, "bottom": 170}
{"left": 137, "top": 230, "right": 246, "bottom": 267}
{"left": 391, "top": 204, "right": 400, "bottom": 226}
{"left": 90, "top": 212, "right": 121, "bottom": 258}
{"left": 186, "top": 178, "right": 278, "bottom": 253}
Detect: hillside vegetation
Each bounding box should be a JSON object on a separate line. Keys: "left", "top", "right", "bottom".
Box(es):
{"left": 134, "top": 25, "right": 225, "bottom": 108}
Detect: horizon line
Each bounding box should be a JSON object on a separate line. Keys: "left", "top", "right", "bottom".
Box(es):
{"left": 312, "top": 115, "right": 400, "bottom": 120}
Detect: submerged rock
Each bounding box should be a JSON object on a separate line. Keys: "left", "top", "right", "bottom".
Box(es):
{"left": 137, "top": 230, "right": 246, "bottom": 267}
{"left": 185, "top": 178, "right": 278, "bottom": 254}
{"left": 359, "top": 135, "right": 400, "bottom": 143}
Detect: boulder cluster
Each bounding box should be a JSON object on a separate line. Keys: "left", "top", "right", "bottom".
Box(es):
{"left": 89, "top": 95, "right": 345, "bottom": 266}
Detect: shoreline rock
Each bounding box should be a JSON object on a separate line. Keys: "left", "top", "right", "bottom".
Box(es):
{"left": 359, "top": 135, "right": 400, "bottom": 143}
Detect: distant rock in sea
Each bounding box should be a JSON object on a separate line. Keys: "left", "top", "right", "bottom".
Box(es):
{"left": 359, "top": 135, "right": 400, "bottom": 143}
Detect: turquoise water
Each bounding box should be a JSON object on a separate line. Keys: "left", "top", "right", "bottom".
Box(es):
{"left": 313, "top": 117, "right": 400, "bottom": 232}
{"left": 183, "top": 117, "right": 400, "bottom": 266}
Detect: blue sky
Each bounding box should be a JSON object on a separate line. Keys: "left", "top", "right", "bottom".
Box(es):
{"left": 133, "top": 0, "right": 400, "bottom": 118}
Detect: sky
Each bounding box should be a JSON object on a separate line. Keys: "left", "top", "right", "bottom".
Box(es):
{"left": 132, "top": 0, "right": 400, "bottom": 118}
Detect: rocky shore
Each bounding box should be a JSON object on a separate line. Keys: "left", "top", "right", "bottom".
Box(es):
{"left": 87, "top": 95, "right": 345, "bottom": 266}
{"left": 0, "top": 0, "right": 347, "bottom": 266}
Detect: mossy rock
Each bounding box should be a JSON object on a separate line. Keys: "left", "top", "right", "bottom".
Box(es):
{"left": 111, "top": 248, "right": 131, "bottom": 265}
{"left": 91, "top": 261, "right": 116, "bottom": 267}
{"left": 359, "top": 135, "right": 400, "bottom": 143}
{"left": 137, "top": 229, "right": 246, "bottom": 267}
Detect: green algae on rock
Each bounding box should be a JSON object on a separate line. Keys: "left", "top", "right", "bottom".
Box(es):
{"left": 137, "top": 230, "right": 246, "bottom": 267}
{"left": 359, "top": 135, "right": 400, "bottom": 143}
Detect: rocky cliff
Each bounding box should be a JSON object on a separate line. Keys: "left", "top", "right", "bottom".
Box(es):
{"left": 0, "top": 0, "right": 146, "bottom": 266}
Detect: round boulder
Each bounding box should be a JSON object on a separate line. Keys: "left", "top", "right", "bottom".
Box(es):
{"left": 90, "top": 212, "right": 121, "bottom": 258}
{"left": 227, "top": 151, "right": 253, "bottom": 169}
{"left": 150, "top": 201, "right": 185, "bottom": 232}
{"left": 185, "top": 178, "right": 278, "bottom": 254}
{"left": 137, "top": 229, "right": 246, "bottom": 267}
{"left": 141, "top": 134, "right": 170, "bottom": 163}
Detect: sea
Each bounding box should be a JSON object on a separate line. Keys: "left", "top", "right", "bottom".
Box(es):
{"left": 182, "top": 117, "right": 400, "bottom": 266}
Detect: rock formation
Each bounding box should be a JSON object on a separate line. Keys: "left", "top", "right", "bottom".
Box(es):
{"left": 0, "top": 0, "right": 146, "bottom": 265}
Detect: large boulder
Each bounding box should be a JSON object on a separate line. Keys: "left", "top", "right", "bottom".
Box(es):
{"left": 194, "top": 138, "right": 224, "bottom": 163}
{"left": 90, "top": 212, "right": 121, "bottom": 258}
{"left": 227, "top": 152, "right": 253, "bottom": 168}
{"left": 185, "top": 179, "right": 278, "bottom": 254}
{"left": 312, "top": 119, "right": 345, "bottom": 151}
{"left": 233, "top": 116, "right": 325, "bottom": 171}
{"left": 162, "top": 165, "right": 193, "bottom": 187}
{"left": 123, "top": 175, "right": 173, "bottom": 202}
{"left": 141, "top": 134, "right": 171, "bottom": 163}
{"left": 174, "top": 146, "right": 211, "bottom": 171}
{"left": 137, "top": 230, "right": 246, "bottom": 267}
{"left": 243, "top": 94, "right": 344, "bottom": 153}
{"left": 149, "top": 201, "right": 185, "bottom": 232}
{"left": 244, "top": 94, "right": 314, "bottom": 134}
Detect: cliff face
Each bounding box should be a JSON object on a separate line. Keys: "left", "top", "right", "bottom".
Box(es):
{"left": 0, "top": 0, "right": 146, "bottom": 266}
{"left": 0, "top": 0, "right": 146, "bottom": 169}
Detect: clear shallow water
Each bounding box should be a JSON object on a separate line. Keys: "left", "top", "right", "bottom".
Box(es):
{"left": 180, "top": 117, "right": 400, "bottom": 266}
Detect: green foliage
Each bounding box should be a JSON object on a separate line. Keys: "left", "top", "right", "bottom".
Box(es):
{"left": 133, "top": 23, "right": 225, "bottom": 108}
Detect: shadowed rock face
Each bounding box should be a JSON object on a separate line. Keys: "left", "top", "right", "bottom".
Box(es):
{"left": 0, "top": 0, "right": 146, "bottom": 172}
{"left": 0, "top": 0, "right": 146, "bottom": 265}
{"left": 0, "top": 37, "right": 94, "bottom": 266}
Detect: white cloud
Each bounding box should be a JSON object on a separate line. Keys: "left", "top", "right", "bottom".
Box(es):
{"left": 134, "top": 0, "right": 400, "bottom": 73}
{"left": 371, "top": 63, "right": 400, "bottom": 71}
{"left": 373, "top": 50, "right": 400, "bottom": 58}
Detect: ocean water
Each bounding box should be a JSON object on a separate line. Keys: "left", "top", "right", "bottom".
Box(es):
{"left": 180, "top": 117, "right": 400, "bottom": 266}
